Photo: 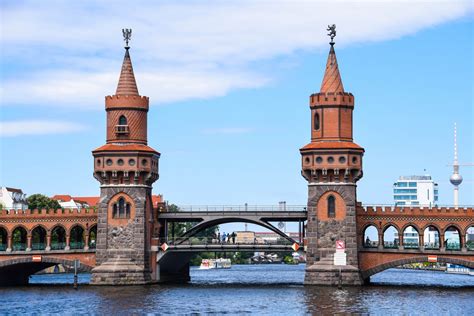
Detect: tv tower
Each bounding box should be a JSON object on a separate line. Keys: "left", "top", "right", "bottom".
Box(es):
{"left": 449, "top": 123, "right": 463, "bottom": 207}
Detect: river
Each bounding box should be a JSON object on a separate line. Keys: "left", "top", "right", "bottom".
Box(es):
{"left": 0, "top": 265, "right": 473, "bottom": 314}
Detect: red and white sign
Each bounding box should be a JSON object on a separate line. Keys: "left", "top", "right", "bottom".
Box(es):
{"left": 336, "top": 240, "right": 345, "bottom": 250}
{"left": 428, "top": 255, "right": 437, "bottom": 263}
{"left": 160, "top": 243, "right": 169, "bottom": 252}
{"left": 32, "top": 255, "right": 42, "bottom": 262}
{"left": 291, "top": 243, "right": 300, "bottom": 252}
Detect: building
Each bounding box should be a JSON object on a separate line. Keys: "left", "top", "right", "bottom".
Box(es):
{"left": 300, "top": 25, "right": 365, "bottom": 285}
{"left": 51, "top": 195, "right": 99, "bottom": 209}
{"left": 90, "top": 31, "right": 160, "bottom": 285}
{"left": 0, "top": 187, "right": 28, "bottom": 210}
{"left": 51, "top": 194, "right": 163, "bottom": 210}
{"left": 393, "top": 175, "right": 438, "bottom": 207}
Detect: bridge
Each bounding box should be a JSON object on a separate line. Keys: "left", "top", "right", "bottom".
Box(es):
{"left": 1, "top": 29, "right": 473, "bottom": 287}
{"left": 0, "top": 208, "right": 97, "bottom": 285}
{"left": 0, "top": 204, "right": 473, "bottom": 285}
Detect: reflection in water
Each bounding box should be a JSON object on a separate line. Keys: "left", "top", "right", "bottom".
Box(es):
{"left": 0, "top": 265, "right": 473, "bottom": 314}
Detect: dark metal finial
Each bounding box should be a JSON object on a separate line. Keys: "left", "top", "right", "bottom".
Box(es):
{"left": 122, "top": 28, "right": 132, "bottom": 48}
{"left": 327, "top": 24, "right": 336, "bottom": 45}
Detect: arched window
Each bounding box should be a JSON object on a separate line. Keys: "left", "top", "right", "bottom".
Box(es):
{"left": 314, "top": 113, "right": 320, "bottom": 130}
{"left": 327, "top": 195, "right": 335, "bottom": 218}
{"left": 118, "top": 115, "right": 127, "bottom": 125}
{"left": 113, "top": 197, "right": 131, "bottom": 219}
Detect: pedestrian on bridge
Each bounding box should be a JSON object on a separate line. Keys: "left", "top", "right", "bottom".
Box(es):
{"left": 222, "top": 233, "right": 227, "bottom": 244}
{"left": 231, "top": 232, "right": 236, "bottom": 244}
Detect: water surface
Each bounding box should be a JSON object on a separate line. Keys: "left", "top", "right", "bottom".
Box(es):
{"left": 0, "top": 265, "right": 472, "bottom": 314}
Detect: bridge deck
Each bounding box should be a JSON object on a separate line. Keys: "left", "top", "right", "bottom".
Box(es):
{"left": 159, "top": 243, "right": 296, "bottom": 253}
{"left": 158, "top": 211, "right": 307, "bottom": 222}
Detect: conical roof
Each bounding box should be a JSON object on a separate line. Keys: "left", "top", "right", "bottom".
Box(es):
{"left": 116, "top": 48, "right": 139, "bottom": 96}
{"left": 320, "top": 45, "right": 344, "bottom": 93}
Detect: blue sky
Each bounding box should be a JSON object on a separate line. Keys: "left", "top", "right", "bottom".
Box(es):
{"left": 1, "top": 0, "right": 473, "bottom": 224}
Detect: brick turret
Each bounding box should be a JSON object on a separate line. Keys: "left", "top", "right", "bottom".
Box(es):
{"left": 302, "top": 29, "right": 365, "bottom": 286}
{"left": 91, "top": 36, "right": 159, "bottom": 285}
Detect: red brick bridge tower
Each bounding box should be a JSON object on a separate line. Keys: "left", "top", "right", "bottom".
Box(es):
{"left": 91, "top": 30, "right": 160, "bottom": 284}
{"left": 301, "top": 26, "right": 365, "bottom": 285}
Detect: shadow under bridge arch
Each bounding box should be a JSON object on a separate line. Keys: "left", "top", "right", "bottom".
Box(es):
{"left": 0, "top": 256, "right": 94, "bottom": 286}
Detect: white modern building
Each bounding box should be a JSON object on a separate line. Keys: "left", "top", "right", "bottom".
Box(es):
{"left": 393, "top": 175, "right": 439, "bottom": 207}
{"left": 0, "top": 187, "right": 28, "bottom": 210}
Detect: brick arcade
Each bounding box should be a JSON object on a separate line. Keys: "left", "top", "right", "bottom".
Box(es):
{"left": 0, "top": 29, "right": 473, "bottom": 286}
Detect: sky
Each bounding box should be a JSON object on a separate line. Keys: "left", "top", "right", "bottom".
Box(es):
{"left": 1, "top": 0, "right": 473, "bottom": 234}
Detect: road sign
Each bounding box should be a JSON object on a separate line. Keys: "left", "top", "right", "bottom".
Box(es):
{"left": 334, "top": 252, "right": 347, "bottom": 266}
{"left": 336, "top": 240, "right": 345, "bottom": 250}
{"left": 292, "top": 243, "right": 300, "bottom": 252}
{"left": 32, "top": 255, "right": 42, "bottom": 262}
{"left": 160, "top": 243, "right": 169, "bottom": 252}
{"left": 428, "top": 255, "right": 437, "bottom": 263}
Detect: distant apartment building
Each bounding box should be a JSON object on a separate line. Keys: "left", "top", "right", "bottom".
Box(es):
{"left": 0, "top": 187, "right": 28, "bottom": 210}
{"left": 393, "top": 175, "right": 439, "bottom": 207}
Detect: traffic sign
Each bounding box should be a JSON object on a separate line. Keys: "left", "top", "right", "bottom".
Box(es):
{"left": 160, "top": 243, "right": 169, "bottom": 252}
{"left": 32, "top": 255, "right": 42, "bottom": 262}
{"left": 291, "top": 243, "right": 300, "bottom": 252}
{"left": 336, "top": 240, "right": 345, "bottom": 250}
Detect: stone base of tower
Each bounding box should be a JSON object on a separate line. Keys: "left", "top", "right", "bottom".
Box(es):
{"left": 90, "top": 257, "right": 152, "bottom": 285}
{"left": 304, "top": 255, "right": 364, "bottom": 286}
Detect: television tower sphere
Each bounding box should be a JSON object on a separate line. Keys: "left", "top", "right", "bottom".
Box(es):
{"left": 450, "top": 173, "right": 463, "bottom": 186}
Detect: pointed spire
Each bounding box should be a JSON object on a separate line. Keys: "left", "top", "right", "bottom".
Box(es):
{"left": 320, "top": 44, "right": 344, "bottom": 94}
{"left": 115, "top": 48, "right": 139, "bottom": 96}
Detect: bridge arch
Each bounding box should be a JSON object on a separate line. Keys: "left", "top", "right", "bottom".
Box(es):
{"left": 362, "top": 256, "right": 474, "bottom": 279}
{"left": 422, "top": 224, "right": 441, "bottom": 249}
{"left": 0, "top": 226, "right": 7, "bottom": 251}
{"left": 69, "top": 224, "right": 86, "bottom": 249}
{"left": 31, "top": 225, "right": 47, "bottom": 251}
{"left": 51, "top": 225, "right": 67, "bottom": 250}
{"left": 0, "top": 256, "right": 94, "bottom": 286}
{"left": 382, "top": 224, "right": 400, "bottom": 248}
{"left": 174, "top": 217, "right": 298, "bottom": 245}
{"left": 444, "top": 225, "right": 463, "bottom": 250}
{"left": 11, "top": 225, "right": 28, "bottom": 251}
{"left": 401, "top": 224, "right": 420, "bottom": 249}
{"left": 362, "top": 224, "right": 379, "bottom": 248}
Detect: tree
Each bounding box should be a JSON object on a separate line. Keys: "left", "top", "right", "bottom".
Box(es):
{"left": 0, "top": 202, "right": 4, "bottom": 210}
{"left": 27, "top": 194, "right": 61, "bottom": 210}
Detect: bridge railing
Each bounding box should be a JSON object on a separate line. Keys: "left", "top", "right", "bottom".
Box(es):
{"left": 163, "top": 236, "right": 294, "bottom": 246}
{"left": 359, "top": 204, "right": 474, "bottom": 214}
{"left": 170, "top": 205, "right": 307, "bottom": 213}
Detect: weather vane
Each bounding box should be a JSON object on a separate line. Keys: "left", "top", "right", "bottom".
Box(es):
{"left": 122, "top": 28, "right": 132, "bottom": 48}
{"left": 327, "top": 24, "right": 336, "bottom": 45}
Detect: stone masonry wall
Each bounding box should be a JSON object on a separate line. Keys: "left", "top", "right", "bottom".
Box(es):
{"left": 306, "top": 184, "right": 359, "bottom": 266}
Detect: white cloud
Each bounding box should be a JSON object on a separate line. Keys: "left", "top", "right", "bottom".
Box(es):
{"left": 201, "top": 127, "right": 255, "bottom": 135}
{"left": 0, "top": 120, "right": 87, "bottom": 137}
{"left": 1, "top": 0, "right": 472, "bottom": 109}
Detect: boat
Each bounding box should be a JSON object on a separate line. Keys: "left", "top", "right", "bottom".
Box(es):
{"left": 199, "top": 258, "right": 231, "bottom": 269}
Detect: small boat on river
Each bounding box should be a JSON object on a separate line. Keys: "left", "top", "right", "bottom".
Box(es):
{"left": 199, "top": 258, "right": 232, "bottom": 269}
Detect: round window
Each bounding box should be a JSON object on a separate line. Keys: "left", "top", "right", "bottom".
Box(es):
{"left": 117, "top": 159, "right": 124, "bottom": 166}
{"left": 142, "top": 159, "right": 148, "bottom": 166}
{"left": 327, "top": 156, "right": 334, "bottom": 163}
{"left": 304, "top": 157, "right": 311, "bottom": 164}
{"left": 129, "top": 159, "right": 136, "bottom": 166}
{"left": 339, "top": 156, "right": 346, "bottom": 163}
{"left": 96, "top": 159, "right": 101, "bottom": 165}
{"left": 316, "top": 157, "right": 323, "bottom": 164}
{"left": 106, "top": 159, "right": 113, "bottom": 166}
{"left": 352, "top": 156, "right": 358, "bottom": 164}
